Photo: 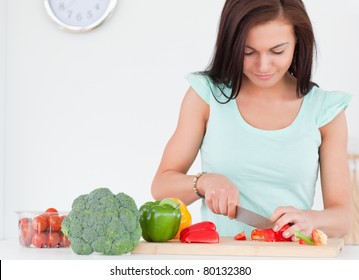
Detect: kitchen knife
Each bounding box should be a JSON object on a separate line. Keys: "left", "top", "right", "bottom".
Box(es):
{"left": 235, "top": 206, "right": 274, "bottom": 229}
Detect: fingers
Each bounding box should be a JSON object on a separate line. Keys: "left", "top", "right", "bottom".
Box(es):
{"left": 205, "top": 188, "right": 239, "bottom": 219}
{"left": 227, "top": 200, "right": 237, "bottom": 219}
{"left": 270, "top": 206, "right": 294, "bottom": 223}
{"left": 272, "top": 206, "right": 296, "bottom": 229}
{"left": 205, "top": 189, "right": 228, "bottom": 215}
{"left": 271, "top": 206, "right": 314, "bottom": 238}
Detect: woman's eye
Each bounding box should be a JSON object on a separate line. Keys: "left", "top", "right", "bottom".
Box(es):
{"left": 244, "top": 52, "right": 255, "bottom": 56}
{"left": 272, "top": 50, "right": 285, "bottom": 55}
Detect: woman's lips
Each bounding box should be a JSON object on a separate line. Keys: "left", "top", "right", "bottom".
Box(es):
{"left": 255, "top": 73, "right": 275, "bottom": 80}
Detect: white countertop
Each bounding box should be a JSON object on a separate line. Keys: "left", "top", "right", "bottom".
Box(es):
{"left": 1, "top": 238, "right": 359, "bottom": 260}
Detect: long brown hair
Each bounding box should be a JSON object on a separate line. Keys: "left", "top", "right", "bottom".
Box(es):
{"left": 205, "top": 0, "right": 316, "bottom": 103}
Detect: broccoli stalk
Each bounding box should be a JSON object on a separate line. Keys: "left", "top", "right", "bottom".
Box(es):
{"left": 61, "top": 188, "right": 142, "bottom": 255}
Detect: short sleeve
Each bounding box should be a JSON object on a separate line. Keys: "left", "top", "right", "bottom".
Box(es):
{"left": 317, "top": 91, "right": 352, "bottom": 128}
{"left": 185, "top": 73, "right": 211, "bottom": 105}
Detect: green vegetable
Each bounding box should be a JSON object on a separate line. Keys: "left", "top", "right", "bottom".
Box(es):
{"left": 139, "top": 198, "right": 181, "bottom": 242}
{"left": 294, "top": 231, "right": 315, "bottom": 245}
{"left": 61, "top": 188, "right": 142, "bottom": 255}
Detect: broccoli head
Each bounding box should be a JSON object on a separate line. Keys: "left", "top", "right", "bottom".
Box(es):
{"left": 61, "top": 188, "right": 142, "bottom": 255}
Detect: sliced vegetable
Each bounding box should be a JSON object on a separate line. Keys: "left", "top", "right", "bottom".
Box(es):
{"left": 179, "top": 221, "right": 219, "bottom": 243}
{"left": 312, "top": 229, "right": 328, "bottom": 246}
{"left": 180, "top": 229, "right": 219, "bottom": 243}
{"left": 251, "top": 228, "right": 264, "bottom": 240}
{"left": 295, "top": 229, "right": 328, "bottom": 246}
{"left": 251, "top": 224, "right": 291, "bottom": 242}
{"left": 299, "top": 238, "right": 308, "bottom": 245}
{"left": 179, "top": 221, "right": 216, "bottom": 240}
{"left": 275, "top": 224, "right": 291, "bottom": 241}
{"left": 234, "top": 231, "right": 247, "bottom": 240}
{"left": 294, "top": 231, "right": 315, "bottom": 245}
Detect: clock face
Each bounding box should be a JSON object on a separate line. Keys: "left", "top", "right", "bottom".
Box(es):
{"left": 44, "top": 0, "right": 118, "bottom": 32}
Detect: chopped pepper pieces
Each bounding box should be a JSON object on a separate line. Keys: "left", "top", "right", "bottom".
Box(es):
{"left": 180, "top": 221, "right": 216, "bottom": 239}
{"left": 294, "top": 231, "right": 314, "bottom": 245}
{"left": 179, "top": 221, "right": 219, "bottom": 243}
{"left": 180, "top": 229, "right": 219, "bottom": 243}
{"left": 312, "top": 229, "right": 328, "bottom": 246}
{"left": 234, "top": 231, "right": 247, "bottom": 240}
{"left": 251, "top": 224, "right": 291, "bottom": 242}
{"left": 295, "top": 229, "right": 328, "bottom": 246}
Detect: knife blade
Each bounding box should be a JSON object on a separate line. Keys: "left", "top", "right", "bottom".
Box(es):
{"left": 235, "top": 206, "right": 274, "bottom": 229}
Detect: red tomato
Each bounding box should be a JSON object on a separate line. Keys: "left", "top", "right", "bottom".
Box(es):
{"left": 48, "top": 232, "right": 60, "bottom": 248}
{"left": 234, "top": 231, "right": 247, "bottom": 240}
{"left": 32, "top": 215, "right": 48, "bottom": 232}
{"left": 18, "top": 217, "right": 33, "bottom": 247}
{"left": 59, "top": 233, "right": 71, "bottom": 247}
{"left": 18, "top": 217, "right": 31, "bottom": 229}
{"left": 20, "top": 228, "right": 34, "bottom": 247}
{"left": 32, "top": 232, "right": 48, "bottom": 248}
{"left": 45, "top": 208, "right": 58, "bottom": 216}
{"left": 49, "top": 215, "right": 62, "bottom": 232}
{"left": 42, "top": 208, "right": 59, "bottom": 227}
{"left": 60, "top": 215, "right": 67, "bottom": 222}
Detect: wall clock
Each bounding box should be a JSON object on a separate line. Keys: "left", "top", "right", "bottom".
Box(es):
{"left": 44, "top": 0, "right": 118, "bottom": 32}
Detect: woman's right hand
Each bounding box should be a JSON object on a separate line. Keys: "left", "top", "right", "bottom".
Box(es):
{"left": 196, "top": 173, "right": 240, "bottom": 219}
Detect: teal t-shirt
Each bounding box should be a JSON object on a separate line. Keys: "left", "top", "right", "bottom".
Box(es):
{"left": 186, "top": 73, "right": 352, "bottom": 237}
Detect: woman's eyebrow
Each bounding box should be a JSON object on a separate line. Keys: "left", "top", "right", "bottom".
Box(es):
{"left": 245, "top": 42, "right": 289, "bottom": 51}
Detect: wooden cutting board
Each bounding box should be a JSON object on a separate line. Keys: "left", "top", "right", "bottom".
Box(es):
{"left": 131, "top": 237, "right": 344, "bottom": 258}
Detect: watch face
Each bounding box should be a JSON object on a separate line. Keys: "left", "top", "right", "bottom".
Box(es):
{"left": 44, "top": 0, "right": 118, "bottom": 32}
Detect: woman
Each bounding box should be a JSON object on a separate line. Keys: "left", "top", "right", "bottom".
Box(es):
{"left": 151, "top": 0, "right": 352, "bottom": 239}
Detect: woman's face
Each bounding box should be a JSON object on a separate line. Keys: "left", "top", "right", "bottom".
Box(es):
{"left": 243, "top": 18, "right": 296, "bottom": 89}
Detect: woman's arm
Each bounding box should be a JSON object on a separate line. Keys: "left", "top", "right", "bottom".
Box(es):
{"left": 151, "top": 87, "right": 240, "bottom": 218}
{"left": 271, "top": 111, "right": 351, "bottom": 238}
{"left": 316, "top": 110, "right": 351, "bottom": 236}
{"left": 151, "top": 87, "right": 210, "bottom": 205}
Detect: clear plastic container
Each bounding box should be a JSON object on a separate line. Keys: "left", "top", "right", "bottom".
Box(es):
{"left": 16, "top": 210, "right": 71, "bottom": 248}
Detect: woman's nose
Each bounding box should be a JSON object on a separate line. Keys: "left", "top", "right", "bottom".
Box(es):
{"left": 257, "top": 54, "right": 271, "bottom": 73}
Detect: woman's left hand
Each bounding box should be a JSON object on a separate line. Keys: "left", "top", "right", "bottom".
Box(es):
{"left": 270, "top": 206, "right": 316, "bottom": 241}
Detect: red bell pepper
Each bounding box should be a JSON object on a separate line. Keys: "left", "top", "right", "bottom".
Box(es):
{"left": 251, "top": 228, "right": 265, "bottom": 241}
{"left": 275, "top": 224, "right": 291, "bottom": 241}
{"left": 179, "top": 221, "right": 216, "bottom": 239}
{"left": 251, "top": 224, "right": 291, "bottom": 242}
{"left": 180, "top": 229, "right": 219, "bottom": 243}
{"left": 234, "top": 231, "right": 247, "bottom": 240}
{"left": 179, "top": 221, "right": 219, "bottom": 243}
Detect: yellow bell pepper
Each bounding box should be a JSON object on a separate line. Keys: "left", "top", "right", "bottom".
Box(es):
{"left": 169, "top": 198, "right": 192, "bottom": 239}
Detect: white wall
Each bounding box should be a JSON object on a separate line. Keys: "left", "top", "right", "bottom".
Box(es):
{"left": 2, "top": 0, "right": 359, "bottom": 239}
{"left": 3, "top": 0, "right": 225, "bottom": 238}
{"left": 0, "top": 0, "right": 6, "bottom": 240}
{"left": 305, "top": 1, "right": 359, "bottom": 145}
{"left": 302, "top": 0, "right": 359, "bottom": 210}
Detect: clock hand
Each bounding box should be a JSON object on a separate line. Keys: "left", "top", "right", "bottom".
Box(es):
{"left": 66, "top": 0, "right": 78, "bottom": 9}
